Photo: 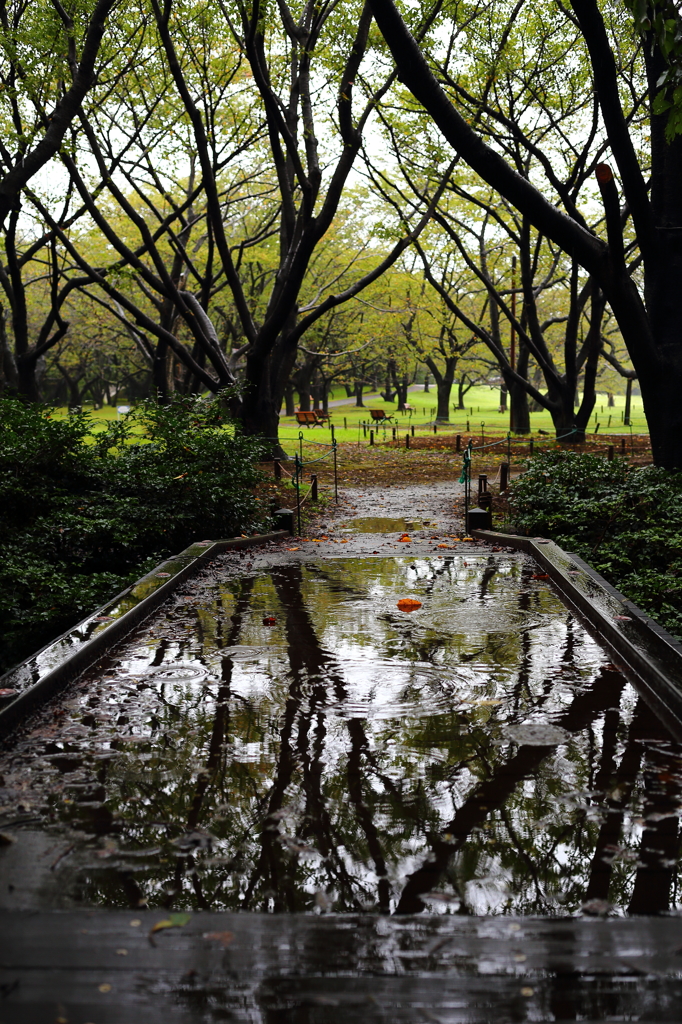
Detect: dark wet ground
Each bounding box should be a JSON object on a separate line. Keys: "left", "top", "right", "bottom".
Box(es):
{"left": 1, "top": 484, "right": 682, "bottom": 920}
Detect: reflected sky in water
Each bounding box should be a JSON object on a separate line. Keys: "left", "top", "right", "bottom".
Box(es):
{"left": 1, "top": 553, "right": 681, "bottom": 917}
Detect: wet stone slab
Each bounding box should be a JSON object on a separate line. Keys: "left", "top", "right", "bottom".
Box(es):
{"left": 2, "top": 550, "right": 681, "bottom": 920}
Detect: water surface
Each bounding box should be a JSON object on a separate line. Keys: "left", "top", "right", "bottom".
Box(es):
{"left": 1, "top": 553, "right": 680, "bottom": 917}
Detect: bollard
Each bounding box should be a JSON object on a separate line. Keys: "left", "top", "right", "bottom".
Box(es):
{"left": 411, "top": 424, "right": 415, "bottom": 436}
{"left": 392, "top": 427, "right": 396, "bottom": 440}
{"left": 344, "top": 417, "right": 347, "bottom": 430}
{"left": 274, "top": 458, "right": 282, "bottom": 480}
{"left": 363, "top": 423, "right": 367, "bottom": 437}
{"left": 433, "top": 424, "right": 437, "bottom": 434}
{"left": 331, "top": 425, "right": 335, "bottom": 443}
{"left": 274, "top": 508, "right": 295, "bottom": 535}
{"left": 456, "top": 434, "right": 461, "bottom": 452}
{"left": 607, "top": 445, "right": 614, "bottom": 461}
{"left": 621, "top": 437, "right": 626, "bottom": 454}
{"left": 500, "top": 462, "right": 509, "bottom": 491}
{"left": 369, "top": 430, "right": 374, "bottom": 446}
{"left": 405, "top": 433, "right": 410, "bottom": 449}
{"left": 529, "top": 438, "right": 534, "bottom": 455}
{"left": 311, "top": 474, "right": 318, "bottom": 500}
{"left": 466, "top": 420, "right": 470, "bottom": 432}
{"left": 478, "top": 474, "right": 488, "bottom": 493}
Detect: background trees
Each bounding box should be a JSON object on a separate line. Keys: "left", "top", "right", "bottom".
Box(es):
{"left": 1, "top": 0, "right": 655, "bottom": 456}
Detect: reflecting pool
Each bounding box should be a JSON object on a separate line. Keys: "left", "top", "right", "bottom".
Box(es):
{"left": 1, "top": 553, "right": 680, "bottom": 916}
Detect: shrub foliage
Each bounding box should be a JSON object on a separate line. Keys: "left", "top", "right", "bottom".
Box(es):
{"left": 0, "top": 397, "right": 267, "bottom": 673}
{"left": 510, "top": 451, "right": 682, "bottom": 639}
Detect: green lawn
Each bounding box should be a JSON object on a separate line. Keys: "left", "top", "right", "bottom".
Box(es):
{"left": 52, "top": 385, "right": 648, "bottom": 454}
{"left": 275, "top": 384, "right": 648, "bottom": 450}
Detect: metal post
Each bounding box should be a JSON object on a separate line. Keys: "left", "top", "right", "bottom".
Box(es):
{"left": 500, "top": 462, "right": 509, "bottom": 491}
{"left": 456, "top": 434, "right": 461, "bottom": 452}
{"left": 481, "top": 422, "right": 485, "bottom": 445}
{"left": 621, "top": 436, "right": 626, "bottom": 455}
{"left": 392, "top": 427, "right": 396, "bottom": 440}
{"left": 344, "top": 416, "right": 347, "bottom": 430}
{"left": 294, "top": 454, "right": 302, "bottom": 536}
{"left": 363, "top": 422, "right": 367, "bottom": 437}
{"left": 433, "top": 424, "right": 437, "bottom": 434}
{"left": 298, "top": 431, "right": 304, "bottom": 465}
{"left": 411, "top": 424, "right": 415, "bottom": 437}
{"left": 529, "top": 437, "right": 534, "bottom": 456}
{"left": 333, "top": 440, "right": 338, "bottom": 503}
{"left": 507, "top": 432, "right": 511, "bottom": 465}
{"left": 607, "top": 445, "right": 614, "bottom": 461}
{"left": 311, "top": 474, "right": 318, "bottom": 501}
{"left": 331, "top": 424, "right": 335, "bottom": 444}
{"left": 274, "top": 458, "right": 282, "bottom": 480}
{"left": 369, "top": 429, "right": 374, "bottom": 446}
{"left": 406, "top": 433, "right": 410, "bottom": 449}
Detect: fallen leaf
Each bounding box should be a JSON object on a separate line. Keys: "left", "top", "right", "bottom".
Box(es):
{"left": 437, "top": 543, "right": 450, "bottom": 549}
{"left": 150, "top": 912, "right": 191, "bottom": 938}
{"left": 397, "top": 598, "right": 422, "bottom": 612}
{"left": 285, "top": 546, "right": 299, "bottom": 551}
{"left": 262, "top": 616, "right": 277, "bottom": 626}
{"left": 531, "top": 574, "right": 549, "bottom": 580}
{"left": 98, "top": 983, "right": 112, "bottom": 993}
{"left": 156, "top": 572, "right": 172, "bottom": 578}
{"left": 203, "top": 930, "right": 234, "bottom": 947}
{"left": 614, "top": 615, "right": 632, "bottom": 621}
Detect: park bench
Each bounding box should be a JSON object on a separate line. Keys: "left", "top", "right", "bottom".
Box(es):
{"left": 369, "top": 409, "right": 394, "bottom": 423}
{"left": 315, "top": 410, "right": 332, "bottom": 423}
{"left": 296, "top": 410, "right": 322, "bottom": 427}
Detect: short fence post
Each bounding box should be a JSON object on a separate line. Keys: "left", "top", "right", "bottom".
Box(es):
{"left": 411, "top": 424, "right": 415, "bottom": 437}
{"left": 500, "top": 462, "right": 509, "bottom": 491}
{"left": 333, "top": 440, "right": 338, "bottom": 503}
{"left": 392, "top": 427, "right": 396, "bottom": 440}
{"left": 294, "top": 454, "right": 302, "bottom": 536}
{"left": 311, "top": 474, "right": 318, "bottom": 500}
{"left": 331, "top": 424, "right": 335, "bottom": 444}
{"left": 405, "top": 433, "right": 410, "bottom": 449}
{"left": 363, "top": 422, "right": 367, "bottom": 437}
{"left": 607, "top": 445, "right": 614, "bottom": 461}
{"left": 507, "top": 432, "right": 511, "bottom": 465}
{"left": 433, "top": 424, "right": 437, "bottom": 434}
{"left": 466, "top": 419, "right": 470, "bottom": 432}
{"left": 456, "top": 434, "right": 461, "bottom": 452}
{"left": 344, "top": 417, "right": 347, "bottom": 430}
{"left": 369, "top": 430, "right": 374, "bottom": 446}
{"left": 529, "top": 438, "right": 534, "bottom": 456}
{"left": 274, "top": 458, "right": 282, "bottom": 480}
{"left": 621, "top": 437, "right": 626, "bottom": 455}
{"left": 478, "top": 474, "right": 488, "bottom": 494}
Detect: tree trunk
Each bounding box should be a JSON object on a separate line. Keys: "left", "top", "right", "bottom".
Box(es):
{"left": 624, "top": 377, "right": 633, "bottom": 426}
{"left": 354, "top": 381, "right": 364, "bottom": 407}
{"left": 16, "top": 355, "right": 41, "bottom": 401}
{"left": 284, "top": 382, "right": 296, "bottom": 416}
{"left": 499, "top": 386, "right": 507, "bottom": 412}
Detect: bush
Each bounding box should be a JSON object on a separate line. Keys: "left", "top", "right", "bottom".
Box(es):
{"left": 0, "top": 396, "right": 268, "bottom": 673}
{"left": 509, "top": 451, "right": 682, "bottom": 639}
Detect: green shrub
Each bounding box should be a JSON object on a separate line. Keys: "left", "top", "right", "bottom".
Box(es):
{"left": 509, "top": 451, "right": 682, "bottom": 638}
{"left": 0, "top": 396, "right": 268, "bottom": 673}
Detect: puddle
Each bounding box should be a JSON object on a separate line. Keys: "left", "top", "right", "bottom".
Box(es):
{"left": 340, "top": 517, "right": 424, "bottom": 533}
{"left": 1, "top": 553, "right": 681, "bottom": 918}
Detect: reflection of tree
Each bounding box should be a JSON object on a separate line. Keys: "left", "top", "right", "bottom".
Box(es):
{"left": 396, "top": 667, "right": 625, "bottom": 913}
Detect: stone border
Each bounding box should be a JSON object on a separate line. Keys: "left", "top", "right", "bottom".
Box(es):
{"left": 471, "top": 528, "right": 682, "bottom": 736}
{"left": 0, "top": 532, "right": 287, "bottom": 739}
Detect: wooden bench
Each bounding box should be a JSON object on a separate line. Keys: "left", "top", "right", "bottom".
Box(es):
{"left": 369, "top": 409, "right": 393, "bottom": 423}
{"left": 296, "top": 410, "right": 322, "bottom": 427}
{"left": 315, "top": 410, "right": 332, "bottom": 423}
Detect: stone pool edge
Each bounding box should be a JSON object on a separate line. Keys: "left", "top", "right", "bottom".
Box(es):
{"left": 472, "top": 528, "right": 682, "bottom": 734}
{"left": 0, "top": 531, "right": 288, "bottom": 740}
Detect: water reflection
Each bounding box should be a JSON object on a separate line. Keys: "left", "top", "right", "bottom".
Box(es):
{"left": 0, "top": 554, "right": 681, "bottom": 917}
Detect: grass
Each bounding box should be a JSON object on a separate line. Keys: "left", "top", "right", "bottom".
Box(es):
{"left": 275, "top": 384, "right": 648, "bottom": 451}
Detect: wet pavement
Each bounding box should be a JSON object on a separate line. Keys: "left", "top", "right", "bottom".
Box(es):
{"left": 1, "top": 484, "right": 681, "bottom": 921}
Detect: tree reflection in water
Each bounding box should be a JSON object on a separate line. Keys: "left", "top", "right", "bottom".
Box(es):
{"left": 2, "top": 553, "right": 681, "bottom": 916}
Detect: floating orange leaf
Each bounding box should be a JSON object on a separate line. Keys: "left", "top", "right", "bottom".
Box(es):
{"left": 397, "top": 598, "right": 422, "bottom": 612}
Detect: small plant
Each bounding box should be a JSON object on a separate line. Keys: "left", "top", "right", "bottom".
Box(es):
{"left": 510, "top": 451, "right": 682, "bottom": 638}
{"left": 0, "top": 396, "right": 268, "bottom": 673}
